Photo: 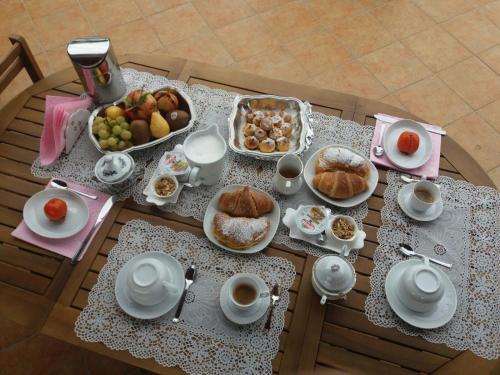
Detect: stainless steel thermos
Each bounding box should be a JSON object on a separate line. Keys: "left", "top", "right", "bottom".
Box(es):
{"left": 67, "top": 37, "right": 126, "bottom": 104}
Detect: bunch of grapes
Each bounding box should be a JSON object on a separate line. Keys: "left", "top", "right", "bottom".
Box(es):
{"left": 92, "top": 116, "right": 133, "bottom": 151}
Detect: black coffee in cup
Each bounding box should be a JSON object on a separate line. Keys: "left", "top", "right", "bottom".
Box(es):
{"left": 233, "top": 283, "right": 257, "bottom": 305}
{"left": 279, "top": 167, "right": 300, "bottom": 179}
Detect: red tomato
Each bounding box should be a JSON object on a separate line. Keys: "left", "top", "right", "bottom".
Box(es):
{"left": 397, "top": 131, "right": 420, "bottom": 154}
{"left": 44, "top": 198, "right": 68, "bottom": 221}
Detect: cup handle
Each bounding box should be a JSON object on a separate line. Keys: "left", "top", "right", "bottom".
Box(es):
{"left": 189, "top": 167, "right": 201, "bottom": 187}
{"left": 259, "top": 291, "right": 270, "bottom": 298}
{"left": 320, "top": 295, "right": 327, "bottom": 305}
{"left": 162, "top": 281, "right": 179, "bottom": 295}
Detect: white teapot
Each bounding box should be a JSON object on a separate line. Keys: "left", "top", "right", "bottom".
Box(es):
{"left": 312, "top": 247, "right": 356, "bottom": 304}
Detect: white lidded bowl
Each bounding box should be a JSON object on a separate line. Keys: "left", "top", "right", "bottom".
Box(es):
{"left": 312, "top": 254, "right": 356, "bottom": 304}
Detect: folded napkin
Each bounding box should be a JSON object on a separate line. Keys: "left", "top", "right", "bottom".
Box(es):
{"left": 369, "top": 113, "right": 444, "bottom": 179}
{"left": 11, "top": 179, "right": 111, "bottom": 261}
{"left": 40, "top": 96, "right": 92, "bottom": 166}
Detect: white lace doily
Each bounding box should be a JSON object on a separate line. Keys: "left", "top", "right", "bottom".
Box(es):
{"left": 75, "top": 220, "right": 295, "bottom": 375}
{"left": 365, "top": 171, "right": 500, "bottom": 359}
{"left": 32, "top": 68, "right": 374, "bottom": 260}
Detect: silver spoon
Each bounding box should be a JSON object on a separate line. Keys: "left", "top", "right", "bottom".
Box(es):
{"left": 373, "top": 122, "right": 386, "bottom": 157}
{"left": 400, "top": 175, "right": 440, "bottom": 188}
{"left": 51, "top": 179, "right": 98, "bottom": 200}
{"left": 316, "top": 230, "right": 326, "bottom": 245}
{"left": 399, "top": 243, "right": 452, "bottom": 269}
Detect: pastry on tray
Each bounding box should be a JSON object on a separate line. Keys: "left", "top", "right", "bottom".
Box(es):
{"left": 213, "top": 212, "right": 270, "bottom": 250}
{"left": 218, "top": 186, "right": 273, "bottom": 218}
{"left": 315, "top": 147, "right": 370, "bottom": 178}
{"left": 312, "top": 171, "right": 368, "bottom": 199}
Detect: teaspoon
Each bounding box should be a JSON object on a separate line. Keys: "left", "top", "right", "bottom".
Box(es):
{"left": 51, "top": 179, "right": 98, "bottom": 200}
{"left": 399, "top": 243, "right": 452, "bottom": 269}
{"left": 372, "top": 122, "right": 386, "bottom": 157}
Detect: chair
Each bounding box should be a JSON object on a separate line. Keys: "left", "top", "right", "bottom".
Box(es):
{"left": 0, "top": 34, "right": 44, "bottom": 94}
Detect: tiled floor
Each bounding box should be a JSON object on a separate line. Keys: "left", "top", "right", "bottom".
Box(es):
{"left": 0, "top": 0, "right": 499, "bottom": 371}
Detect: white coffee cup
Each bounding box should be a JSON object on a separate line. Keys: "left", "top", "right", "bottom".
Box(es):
{"left": 272, "top": 154, "right": 303, "bottom": 195}
{"left": 126, "top": 258, "right": 178, "bottom": 306}
{"left": 396, "top": 259, "right": 444, "bottom": 313}
{"left": 182, "top": 124, "right": 227, "bottom": 186}
{"left": 408, "top": 180, "right": 440, "bottom": 212}
{"left": 227, "top": 273, "right": 269, "bottom": 312}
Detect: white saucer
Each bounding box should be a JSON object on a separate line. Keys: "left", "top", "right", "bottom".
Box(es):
{"left": 220, "top": 274, "right": 270, "bottom": 325}
{"left": 385, "top": 259, "right": 457, "bottom": 329}
{"left": 23, "top": 188, "right": 89, "bottom": 239}
{"left": 383, "top": 119, "right": 433, "bottom": 170}
{"left": 398, "top": 183, "right": 443, "bottom": 221}
{"left": 115, "top": 252, "right": 185, "bottom": 319}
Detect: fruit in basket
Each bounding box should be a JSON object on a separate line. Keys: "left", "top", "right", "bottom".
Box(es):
{"left": 155, "top": 89, "right": 179, "bottom": 112}
{"left": 124, "top": 89, "right": 157, "bottom": 121}
{"left": 44, "top": 198, "right": 67, "bottom": 221}
{"left": 150, "top": 112, "right": 170, "bottom": 138}
{"left": 130, "top": 119, "right": 151, "bottom": 145}
{"left": 397, "top": 131, "right": 420, "bottom": 155}
{"left": 105, "top": 105, "right": 124, "bottom": 120}
{"left": 165, "top": 110, "right": 190, "bottom": 131}
{"left": 93, "top": 114, "right": 135, "bottom": 150}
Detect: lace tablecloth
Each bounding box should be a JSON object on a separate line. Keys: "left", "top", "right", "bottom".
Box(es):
{"left": 32, "top": 68, "right": 375, "bottom": 259}
{"left": 365, "top": 171, "right": 500, "bottom": 359}
{"left": 75, "top": 220, "right": 295, "bottom": 375}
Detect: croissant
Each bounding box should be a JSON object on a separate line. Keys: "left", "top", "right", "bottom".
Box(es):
{"left": 213, "top": 212, "right": 270, "bottom": 250}
{"left": 218, "top": 186, "right": 273, "bottom": 218}
{"left": 315, "top": 147, "right": 370, "bottom": 178}
{"left": 312, "top": 171, "right": 368, "bottom": 199}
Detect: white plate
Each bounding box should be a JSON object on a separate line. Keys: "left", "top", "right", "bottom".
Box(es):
{"left": 115, "top": 252, "right": 185, "bottom": 320}
{"left": 398, "top": 183, "right": 443, "bottom": 222}
{"left": 220, "top": 274, "right": 270, "bottom": 325}
{"left": 23, "top": 188, "right": 89, "bottom": 239}
{"left": 304, "top": 145, "right": 379, "bottom": 208}
{"left": 385, "top": 259, "right": 457, "bottom": 329}
{"left": 383, "top": 119, "right": 432, "bottom": 170}
{"left": 203, "top": 185, "right": 280, "bottom": 254}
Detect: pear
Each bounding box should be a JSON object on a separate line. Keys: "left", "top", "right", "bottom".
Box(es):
{"left": 150, "top": 112, "right": 170, "bottom": 138}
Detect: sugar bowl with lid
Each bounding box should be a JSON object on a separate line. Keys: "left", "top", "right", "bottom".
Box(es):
{"left": 312, "top": 247, "right": 356, "bottom": 304}
{"left": 95, "top": 151, "right": 135, "bottom": 189}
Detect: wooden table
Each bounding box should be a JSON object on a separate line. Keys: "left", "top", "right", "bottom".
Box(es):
{"left": 0, "top": 55, "right": 497, "bottom": 375}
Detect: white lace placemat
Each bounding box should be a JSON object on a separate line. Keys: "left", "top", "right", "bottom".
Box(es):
{"left": 32, "top": 68, "right": 375, "bottom": 260}
{"left": 365, "top": 171, "right": 500, "bottom": 359}
{"left": 75, "top": 220, "right": 295, "bottom": 375}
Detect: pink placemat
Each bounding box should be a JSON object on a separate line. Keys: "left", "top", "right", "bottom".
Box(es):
{"left": 369, "top": 114, "right": 444, "bottom": 179}
{"left": 11, "top": 179, "right": 111, "bottom": 261}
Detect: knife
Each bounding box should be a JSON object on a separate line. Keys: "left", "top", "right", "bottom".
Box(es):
{"left": 71, "top": 195, "right": 116, "bottom": 265}
{"left": 173, "top": 265, "right": 196, "bottom": 323}
{"left": 375, "top": 114, "right": 446, "bottom": 136}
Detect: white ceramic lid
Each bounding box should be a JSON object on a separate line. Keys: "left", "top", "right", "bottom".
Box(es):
{"left": 95, "top": 152, "right": 134, "bottom": 183}
{"left": 313, "top": 255, "right": 355, "bottom": 293}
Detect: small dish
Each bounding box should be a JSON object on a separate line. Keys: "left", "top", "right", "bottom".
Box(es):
{"left": 203, "top": 185, "right": 280, "bottom": 255}
{"left": 383, "top": 119, "right": 432, "bottom": 170}
{"left": 398, "top": 183, "right": 443, "bottom": 221}
{"left": 220, "top": 274, "right": 270, "bottom": 325}
{"left": 385, "top": 259, "right": 457, "bottom": 329}
{"left": 327, "top": 215, "right": 358, "bottom": 244}
{"left": 23, "top": 188, "right": 89, "bottom": 239}
{"left": 152, "top": 174, "right": 179, "bottom": 199}
{"left": 295, "top": 205, "right": 330, "bottom": 236}
{"left": 303, "top": 145, "right": 379, "bottom": 208}
{"left": 115, "top": 252, "right": 185, "bottom": 320}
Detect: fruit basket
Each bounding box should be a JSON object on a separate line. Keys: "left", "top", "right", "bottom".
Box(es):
{"left": 88, "top": 87, "right": 196, "bottom": 153}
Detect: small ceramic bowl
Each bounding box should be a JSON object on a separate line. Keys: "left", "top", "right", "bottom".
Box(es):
{"left": 295, "top": 205, "right": 330, "bottom": 236}
{"left": 327, "top": 215, "right": 358, "bottom": 244}
{"left": 152, "top": 174, "right": 179, "bottom": 199}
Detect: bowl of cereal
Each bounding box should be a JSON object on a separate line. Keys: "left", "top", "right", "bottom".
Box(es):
{"left": 326, "top": 215, "right": 365, "bottom": 249}
{"left": 152, "top": 174, "right": 179, "bottom": 199}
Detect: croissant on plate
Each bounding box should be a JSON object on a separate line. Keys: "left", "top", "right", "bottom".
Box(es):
{"left": 315, "top": 147, "right": 370, "bottom": 178}
{"left": 312, "top": 171, "right": 368, "bottom": 199}
{"left": 213, "top": 212, "right": 270, "bottom": 250}
{"left": 218, "top": 186, "right": 273, "bottom": 218}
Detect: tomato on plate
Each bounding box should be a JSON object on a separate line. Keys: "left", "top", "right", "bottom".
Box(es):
{"left": 44, "top": 198, "right": 68, "bottom": 221}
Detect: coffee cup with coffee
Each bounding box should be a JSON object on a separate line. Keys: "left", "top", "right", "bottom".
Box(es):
{"left": 272, "top": 154, "right": 303, "bottom": 195}
{"left": 227, "top": 273, "right": 270, "bottom": 312}
{"left": 408, "top": 180, "right": 440, "bottom": 212}
{"left": 126, "top": 258, "right": 178, "bottom": 306}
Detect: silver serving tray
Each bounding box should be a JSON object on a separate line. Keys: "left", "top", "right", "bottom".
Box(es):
{"left": 228, "top": 95, "right": 314, "bottom": 161}
{"left": 88, "top": 86, "right": 196, "bottom": 154}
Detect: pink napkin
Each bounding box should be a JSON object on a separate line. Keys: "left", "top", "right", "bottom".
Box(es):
{"left": 40, "top": 96, "right": 92, "bottom": 166}
{"left": 369, "top": 113, "right": 444, "bottom": 179}
{"left": 11, "top": 179, "right": 111, "bottom": 261}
